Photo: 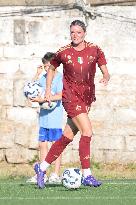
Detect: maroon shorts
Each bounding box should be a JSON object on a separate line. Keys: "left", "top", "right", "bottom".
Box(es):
{"left": 62, "top": 100, "right": 91, "bottom": 119}
{"left": 62, "top": 83, "right": 95, "bottom": 118}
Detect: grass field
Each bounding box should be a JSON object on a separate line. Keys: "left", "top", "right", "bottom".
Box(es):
{"left": 0, "top": 162, "right": 135, "bottom": 205}
{"left": 0, "top": 179, "right": 135, "bottom": 205}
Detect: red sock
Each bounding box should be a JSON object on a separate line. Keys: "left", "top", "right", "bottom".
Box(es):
{"left": 79, "top": 135, "right": 91, "bottom": 169}
{"left": 45, "top": 135, "right": 72, "bottom": 164}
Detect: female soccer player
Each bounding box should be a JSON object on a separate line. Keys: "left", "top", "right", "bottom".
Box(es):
{"left": 34, "top": 20, "right": 110, "bottom": 188}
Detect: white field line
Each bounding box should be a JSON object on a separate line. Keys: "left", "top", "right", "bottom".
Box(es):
{"left": 0, "top": 181, "right": 135, "bottom": 185}
{"left": 105, "top": 181, "right": 136, "bottom": 185}
{"left": 0, "top": 196, "right": 136, "bottom": 200}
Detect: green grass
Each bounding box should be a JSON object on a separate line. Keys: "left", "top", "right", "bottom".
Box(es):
{"left": 0, "top": 162, "right": 136, "bottom": 205}
{"left": 0, "top": 179, "right": 135, "bottom": 205}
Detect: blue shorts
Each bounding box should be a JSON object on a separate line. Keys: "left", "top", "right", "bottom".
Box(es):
{"left": 38, "top": 127, "right": 62, "bottom": 142}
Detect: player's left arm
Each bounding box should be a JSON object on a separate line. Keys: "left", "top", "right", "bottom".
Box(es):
{"left": 99, "top": 65, "right": 110, "bottom": 86}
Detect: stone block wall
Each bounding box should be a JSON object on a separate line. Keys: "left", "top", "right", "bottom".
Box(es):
{"left": 0, "top": 4, "right": 136, "bottom": 165}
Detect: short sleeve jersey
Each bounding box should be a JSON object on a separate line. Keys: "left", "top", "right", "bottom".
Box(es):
{"left": 50, "top": 41, "right": 107, "bottom": 106}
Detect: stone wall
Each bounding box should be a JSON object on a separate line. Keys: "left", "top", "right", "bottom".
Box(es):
{"left": 0, "top": 4, "right": 136, "bottom": 164}
{"left": 0, "top": 0, "right": 135, "bottom": 6}
{"left": 0, "top": 0, "right": 74, "bottom": 6}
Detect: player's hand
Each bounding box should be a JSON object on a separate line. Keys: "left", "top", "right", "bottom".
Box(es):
{"left": 99, "top": 78, "right": 109, "bottom": 86}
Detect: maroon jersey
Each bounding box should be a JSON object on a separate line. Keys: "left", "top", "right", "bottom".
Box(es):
{"left": 50, "top": 41, "right": 107, "bottom": 118}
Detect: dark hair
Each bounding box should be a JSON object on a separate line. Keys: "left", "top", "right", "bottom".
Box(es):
{"left": 70, "top": 20, "right": 86, "bottom": 32}
{"left": 42, "top": 52, "right": 55, "bottom": 64}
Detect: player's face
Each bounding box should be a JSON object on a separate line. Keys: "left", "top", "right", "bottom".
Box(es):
{"left": 43, "top": 61, "right": 50, "bottom": 72}
{"left": 70, "top": 25, "right": 86, "bottom": 46}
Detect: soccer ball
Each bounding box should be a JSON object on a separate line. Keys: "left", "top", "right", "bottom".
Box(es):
{"left": 40, "top": 101, "right": 57, "bottom": 110}
{"left": 23, "top": 81, "right": 42, "bottom": 99}
{"left": 24, "top": 81, "right": 57, "bottom": 110}
{"left": 62, "top": 168, "right": 82, "bottom": 189}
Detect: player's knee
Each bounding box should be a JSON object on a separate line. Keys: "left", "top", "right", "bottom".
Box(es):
{"left": 63, "top": 130, "right": 74, "bottom": 140}
{"left": 81, "top": 128, "right": 92, "bottom": 137}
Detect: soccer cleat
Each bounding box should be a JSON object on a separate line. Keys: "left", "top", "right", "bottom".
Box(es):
{"left": 82, "top": 175, "right": 102, "bottom": 187}
{"left": 34, "top": 163, "right": 45, "bottom": 189}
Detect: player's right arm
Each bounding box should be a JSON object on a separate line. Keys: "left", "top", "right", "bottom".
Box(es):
{"left": 45, "top": 65, "right": 55, "bottom": 101}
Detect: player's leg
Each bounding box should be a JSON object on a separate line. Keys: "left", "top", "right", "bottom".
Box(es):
{"left": 49, "top": 153, "right": 62, "bottom": 184}
{"left": 27, "top": 129, "right": 49, "bottom": 184}
{"left": 72, "top": 113, "right": 102, "bottom": 187}
{"left": 48, "top": 120, "right": 79, "bottom": 183}
{"left": 34, "top": 129, "right": 50, "bottom": 184}
{"left": 44, "top": 118, "right": 78, "bottom": 165}
{"left": 72, "top": 113, "right": 92, "bottom": 173}
{"left": 54, "top": 154, "right": 61, "bottom": 176}
{"left": 39, "top": 141, "right": 48, "bottom": 161}
{"left": 34, "top": 119, "right": 78, "bottom": 188}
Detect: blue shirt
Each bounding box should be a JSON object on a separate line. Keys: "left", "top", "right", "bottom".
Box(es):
{"left": 38, "top": 72, "right": 63, "bottom": 129}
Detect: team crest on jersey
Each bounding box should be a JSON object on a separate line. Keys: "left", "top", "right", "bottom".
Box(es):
{"left": 78, "top": 57, "right": 83, "bottom": 64}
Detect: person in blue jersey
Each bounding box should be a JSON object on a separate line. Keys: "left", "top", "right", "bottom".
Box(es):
{"left": 26, "top": 52, "right": 63, "bottom": 184}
